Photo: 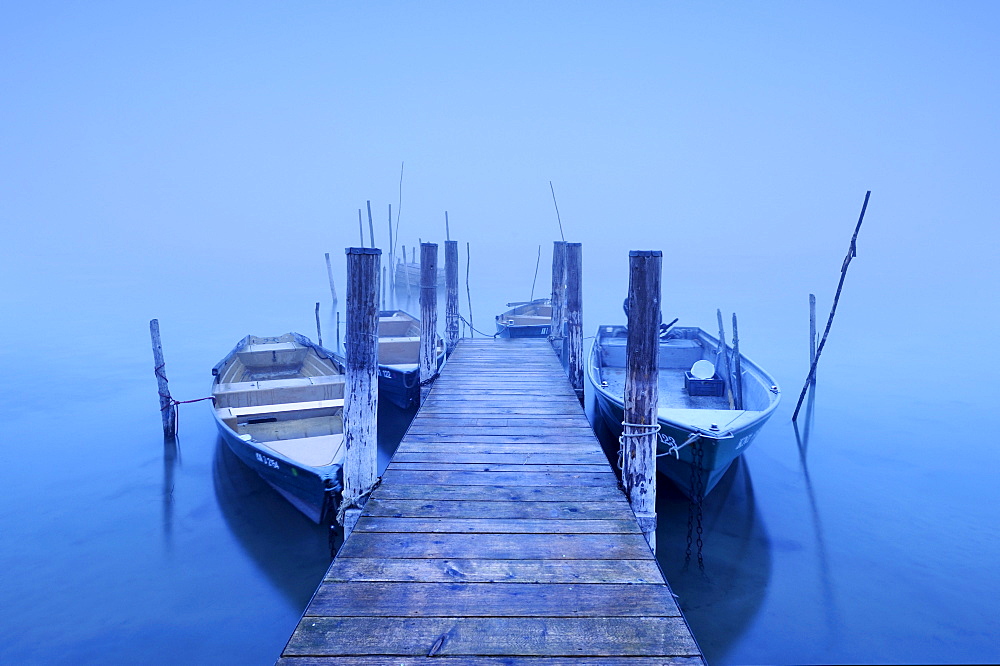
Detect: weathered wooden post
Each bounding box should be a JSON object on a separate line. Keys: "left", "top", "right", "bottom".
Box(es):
{"left": 149, "top": 319, "right": 176, "bottom": 438}
{"left": 445, "top": 239, "right": 459, "bottom": 355}
{"left": 623, "top": 250, "right": 661, "bottom": 552}
{"left": 419, "top": 242, "right": 439, "bottom": 403}
{"left": 549, "top": 240, "right": 566, "bottom": 344}
{"left": 342, "top": 247, "right": 380, "bottom": 540}
{"left": 564, "top": 242, "right": 584, "bottom": 402}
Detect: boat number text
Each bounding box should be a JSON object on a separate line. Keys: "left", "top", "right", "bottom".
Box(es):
{"left": 735, "top": 432, "right": 757, "bottom": 451}
{"left": 379, "top": 369, "right": 393, "bottom": 379}
{"left": 256, "top": 452, "right": 280, "bottom": 469}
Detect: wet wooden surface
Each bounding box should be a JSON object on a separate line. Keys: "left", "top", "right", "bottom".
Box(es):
{"left": 279, "top": 338, "right": 703, "bottom": 664}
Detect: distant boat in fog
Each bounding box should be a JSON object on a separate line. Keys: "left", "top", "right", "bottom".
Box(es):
{"left": 495, "top": 298, "right": 554, "bottom": 338}
{"left": 394, "top": 260, "right": 444, "bottom": 290}
{"left": 376, "top": 310, "right": 445, "bottom": 409}
{"left": 588, "top": 324, "right": 780, "bottom": 499}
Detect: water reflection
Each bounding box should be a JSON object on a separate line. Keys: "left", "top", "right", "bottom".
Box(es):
{"left": 162, "top": 435, "right": 179, "bottom": 550}
{"left": 591, "top": 409, "right": 771, "bottom": 661}
{"left": 793, "top": 384, "right": 840, "bottom": 648}
{"left": 209, "top": 402, "right": 417, "bottom": 607}
{"left": 655, "top": 457, "right": 771, "bottom": 660}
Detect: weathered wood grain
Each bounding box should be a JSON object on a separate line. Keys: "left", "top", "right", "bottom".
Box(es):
{"left": 281, "top": 337, "right": 701, "bottom": 664}
{"left": 353, "top": 517, "right": 641, "bottom": 534}
{"left": 283, "top": 617, "right": 701, "bottom": 657}
{"left": 306, "top": 582, "right": 680, "bottom": 617}
{"left": 323, "top": 557, "right": 665, "bottom": 584}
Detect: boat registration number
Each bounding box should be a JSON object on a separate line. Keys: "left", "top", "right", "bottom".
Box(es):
{"left": 379, "top": 369, "right": 393, "bottom": 379}
{"left": 735, "top": 432, "right": 757, "bottom": 451}
{"left": 256, "top": 452, "right": 280, "bottom": 469}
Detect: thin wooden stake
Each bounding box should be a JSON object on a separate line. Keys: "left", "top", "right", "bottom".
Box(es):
{"left": 149, "top": 319, "right": 176, "bottom": 438}
{"left": 366, "top": 200, "right": 375, "bottom": 249}
{"left": 336, "top": 310, "right": 341, "bottom": 353}
{"left": 529, "top": 244, "right": 541, "bottom": 302}
{"left": 445, "top": 240, "right": 459, "bottom": 355}
{"left": 382, "top": 266, "right": 387, "bottom": 310}
{"left": 445, "top": 211, "right": 450, "bottom": 241}
{"left": 465, "top": 241, "right": 474, "bottom": 338}
{"left": 731, "top": 313, "right": 744, "bottom": 410}
{"left": 809, "top": 293, "right": 817, "bottom": 385}
{"left": 358, "top": 209, "right": 364, "bottom": 246}
{"left": 388, "top": 204, "right": 394, "bottom": 292}
{"left": 623, "top": 250, "right": 661, "bottom": 552}
{"left": 315, "top": 302, "right": 323, "bottom": 347}
{"left": 549, "top": 241, "right": 567, "bottom": 343}
{"left": 549, "top": 181, "right": 566, "bottom": 242}
{"left": 325, "top": 252, "right": 338, "bottom": 303}
{"left": 716, "top": 309, "right": 735, "bottom": 410}
{"left": 565, "top": 242, "right": 584, "bottom": 403}
{"left": 343, "top": 247, "right": 380, "bottom": 539}
{"left": 792, "top": 191, "right": 872, "bottom": 421}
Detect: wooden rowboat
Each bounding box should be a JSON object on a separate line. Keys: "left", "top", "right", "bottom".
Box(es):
{"left": 495, "top": 298, "right": 554, "bottom": 338}
{"left": 211, "top": 333, "right": 346, "bottom": 524}
{"left": 588, "top": 324, "right": 780, "bottom": 499}
{"left": 377, "top": 310, "right": 445, "bottom": 409}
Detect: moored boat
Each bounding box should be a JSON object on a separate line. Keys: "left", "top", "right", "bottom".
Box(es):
{"left": 377, "top": 310, "right": 446, "bottom": 409}
{"left": 495, "top": 298, "right": 554, "bottom": 338}
{"left": 588, "top": 324, "right": 780, "bottom": 499}
{"left": 394, "top": 260, "right": 445, "bottom": 291}
{"left": 211, "top": 333, "right": 346, "bottom": 524}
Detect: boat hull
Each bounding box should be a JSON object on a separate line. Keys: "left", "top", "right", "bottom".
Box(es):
{"left": 214, "top": 421, "right": 340, "bottom": 524}
{"left": 495, "top": 322, "right": 552, "bottom": 338}
{"left": 592, "top": 392, "right": 769, "bottom": 499}
{"left": 377, "top": 365, "right": 421, "bottom": 409}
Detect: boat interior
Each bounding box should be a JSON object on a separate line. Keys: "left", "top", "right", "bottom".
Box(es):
{"left": 596, "top": 326, "right": 774, "bottom": 417}
{"left": 499, "top": 301, "right": 553, "bottom": 326}
{"left": 377, "top": 311, "right": 443, "bottom": 367}
{"left": 213, "top": 334, "right": 346, "bottom": 467}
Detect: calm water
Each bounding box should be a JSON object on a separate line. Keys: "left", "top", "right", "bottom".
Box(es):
{"left": 1, "top": 241, "right": 998, "bottom": 665}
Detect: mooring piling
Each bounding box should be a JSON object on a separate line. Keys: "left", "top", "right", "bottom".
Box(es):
{"left": 465, "top": 241, "right": 474, "bottom": 338}
{"left": 445, "top": 239, "right": 459, "bottom": 354}
{"left": 149, "top": 319, "right": 176, "bottom": 439}
{"left": 419, "top": 242, "right": 439, "bottom": 402}
{"left": 549, "top": 240, "right": 567, "bottom": 344}
{"left": 342, "top": 247, "right": 380, "bottom": 539}
{"left": 623, "top": 250, "right": 661, "bottom": 552}
{"left": 565, "top": 242, "right": 584, "bottom": 403}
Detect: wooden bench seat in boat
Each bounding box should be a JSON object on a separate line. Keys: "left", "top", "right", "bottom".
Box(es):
{"left": 213, "top": 376, "right": 345, "bottom": 408}
{"left": 236, "top": 341, "right": 309, "bottom": 369}
{"left": 216, "top": 398, "right": 345, "bottom": 429}
{"left": 503, "top": 315, "right": 552, "bottom": 326}
{"left": 378, "top": 336, "right": 420, "bottom": 365}
{"left": 261, "top": 433, "right": 346, "bottom": 467}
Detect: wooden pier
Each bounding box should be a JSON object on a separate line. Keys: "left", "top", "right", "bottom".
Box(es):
{"left": 279, "top": 338, "right": 704, "bottom": 664}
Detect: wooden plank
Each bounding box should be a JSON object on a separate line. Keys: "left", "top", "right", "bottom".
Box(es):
{"left": 398, "top": 434, "right": 602, "bottom": 445}
{"left": 280, "top": 654, "right": 706, "bottom": 665}
{"left": 405, "top": 426, "right": 596, "bottom": 437}
{"left": 363, "top": 498, "right": 637, "bottom": 520}
{"left": 353, "top": 517, "right": 641, "bottom": 534}
{"left": 306, "top": 582, "right": 680, "bottom": 617}
{"left": 388, "top": 452, "right": 606, "bottom": 464}
{"left": 337, "top": 532, "right": 653, "bottom": 560}
{"left": 389, "top": 463, "right": 612, "bottom": 473}
{"left": 283, "top": 617, "right": 701, "bottom": 657}
{"left": 323, "top": 557, "right": 665, "bottom": 584}
{"left": 380, "top": 470, "right": 616, "bottom": 487}
{"left": 372, "top": 484, "right": 625, "bottom": 502}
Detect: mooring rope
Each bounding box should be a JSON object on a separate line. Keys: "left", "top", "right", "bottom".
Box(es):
{"left": 335, "top": 477, "right": 382, "bottom": 527}
{"left": 458, "top": 313, "right": 498, "bottom": 338}
{"left": 617, "top": 421, "right": 661, "bottom": 471}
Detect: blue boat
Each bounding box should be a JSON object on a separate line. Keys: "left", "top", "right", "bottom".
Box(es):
{"left": 211, "top": 333, "right": 346, "bottom": 524}
{"left": 377, "top": 310, "right": 445, "bottom": 409}
{"left": 495, "top": 298, "right": 554, "bottom": 338}
{"left": 588, "top": 324, "right": 780, "bottom": 499}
